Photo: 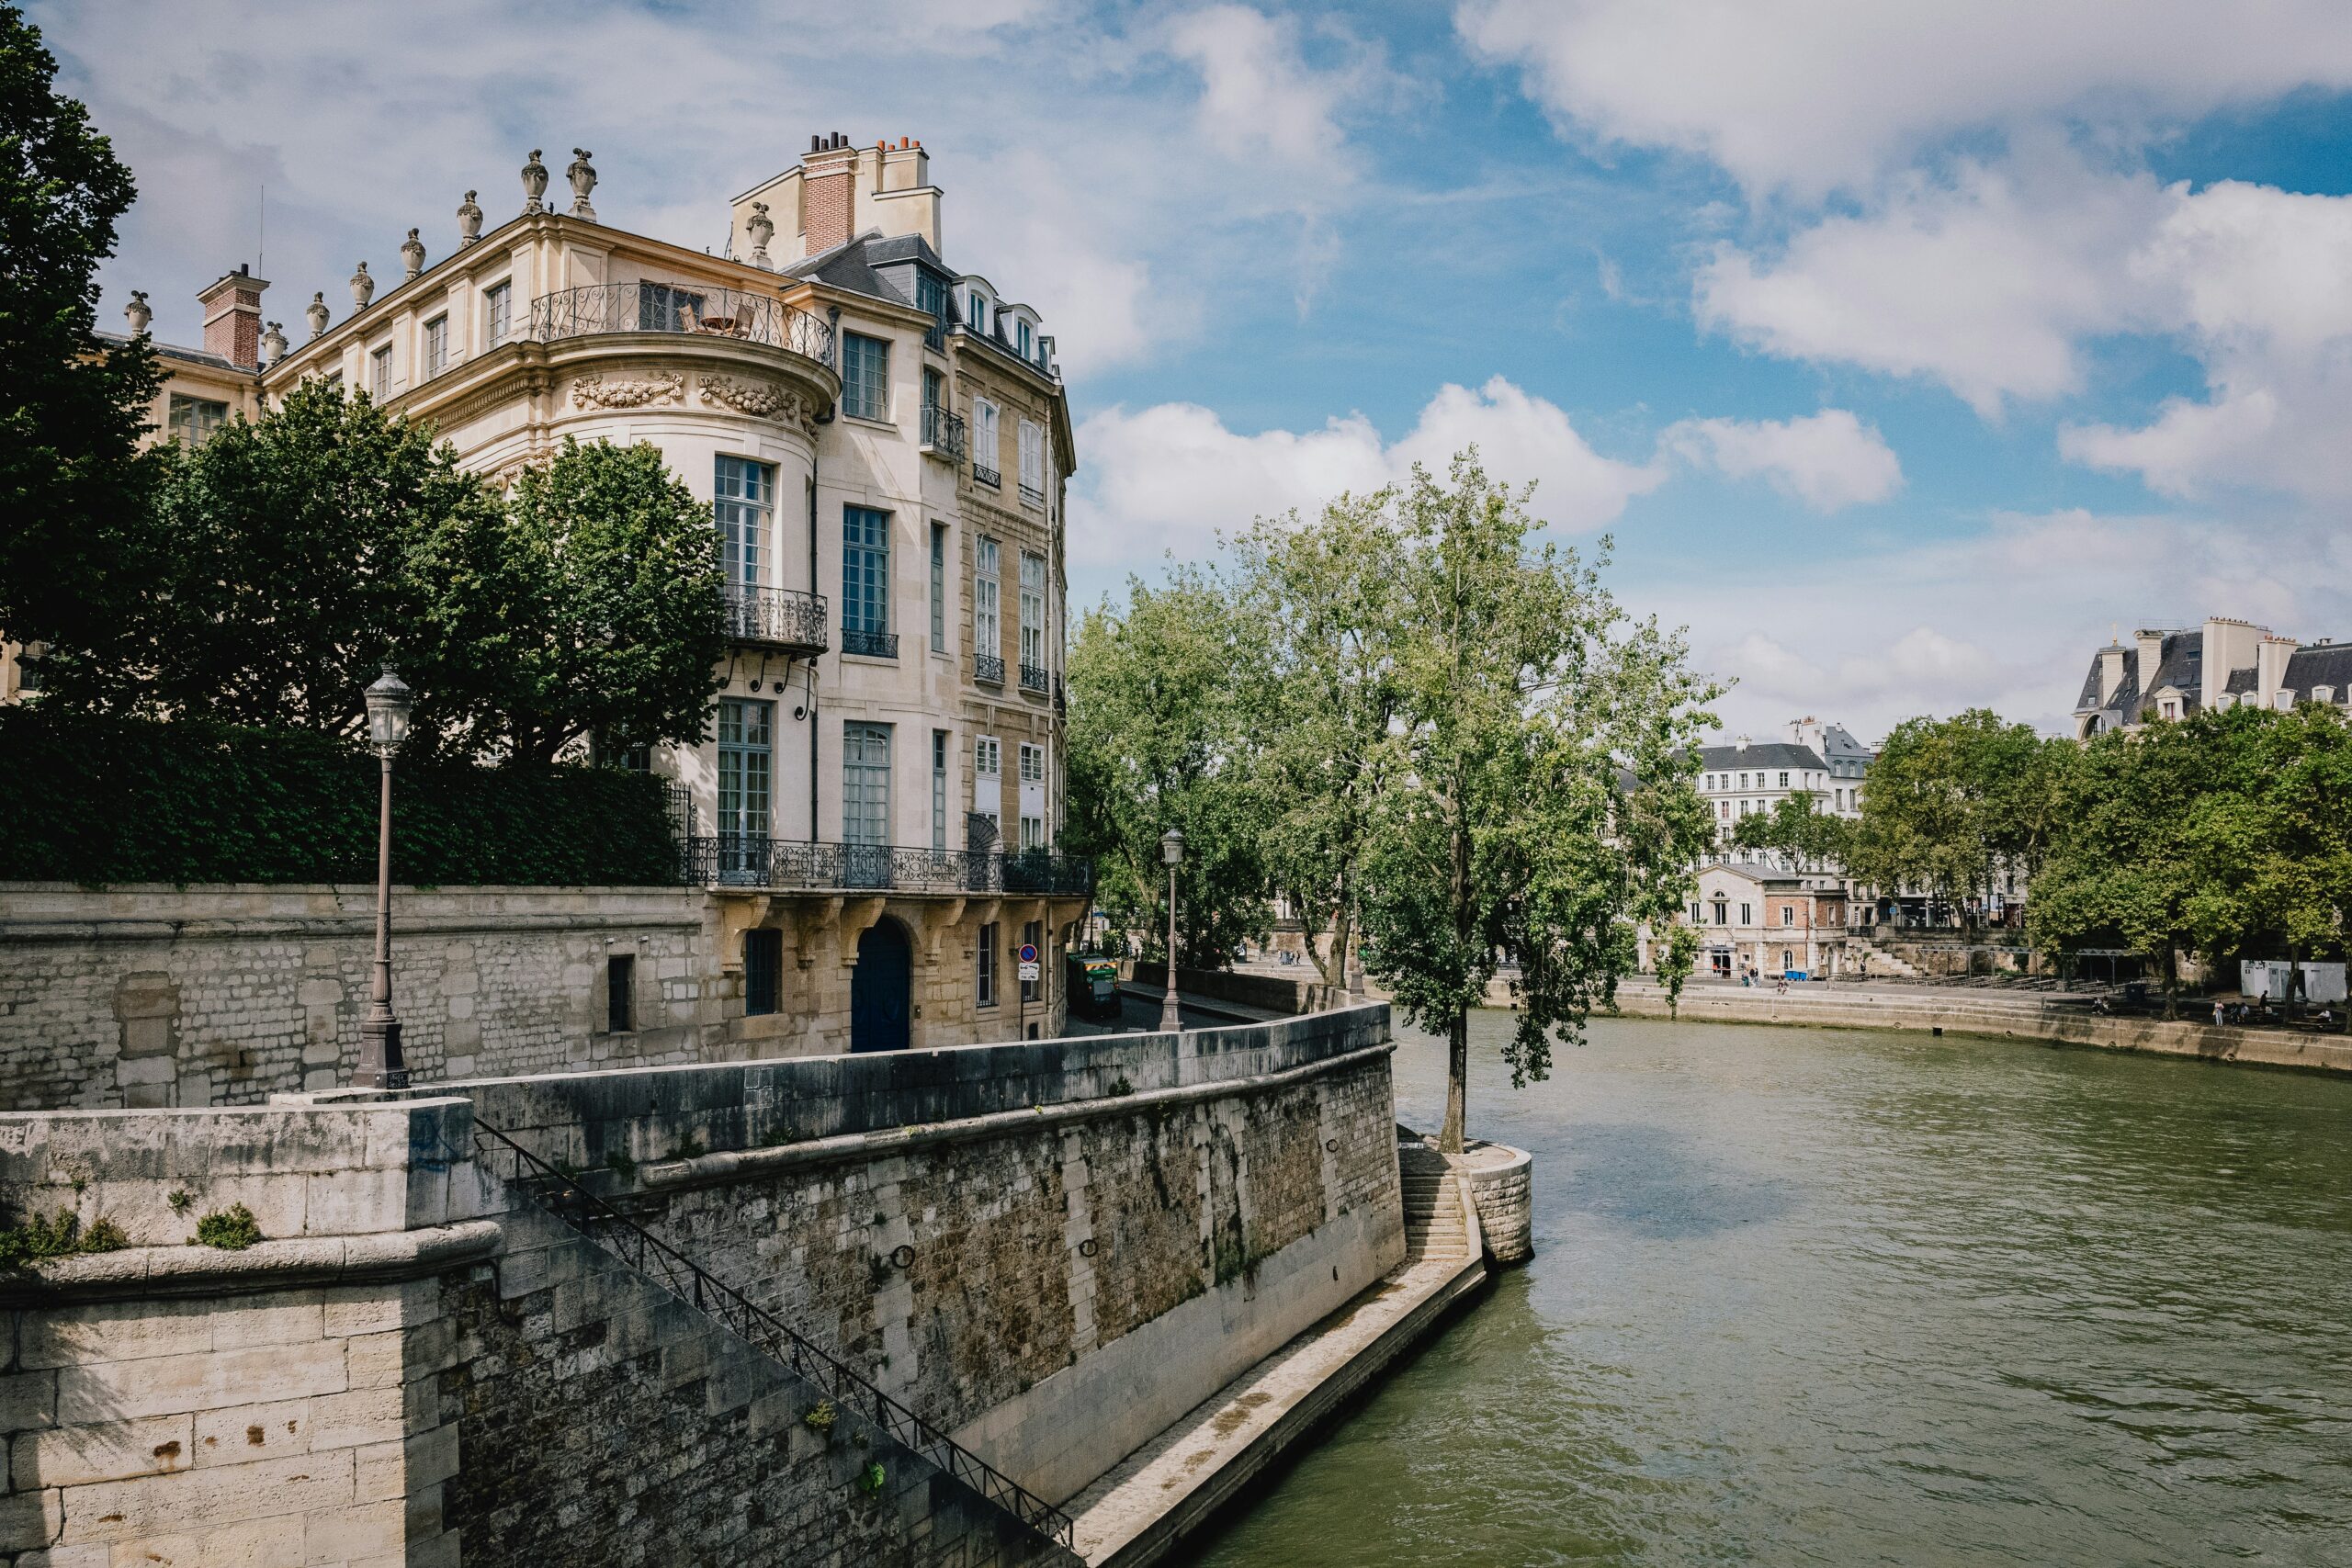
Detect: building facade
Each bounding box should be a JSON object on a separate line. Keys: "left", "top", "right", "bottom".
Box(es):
{"left": 90, "top": 136, "right": 1088, "bottom": 1055}
{"left": 2074, "top": 616, "right": 2352, "bottom": 737}
{"left": 1686, "top": 861, "right": 1849, "bottom": 979}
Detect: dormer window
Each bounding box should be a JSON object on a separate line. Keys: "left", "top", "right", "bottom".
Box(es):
{"left": 2275, "top": 691, "right": 2294, "bottom": 711}
{"left": 2160, "top": 698, "right": 2178, "bottom": 718}
{"left": 2316, "top": 685, "right": 2336, "bottom": 705}
{"left": 1016, "top": 320, "right": 1032, "bottom": 358}
{"left": 965, "top": 289, "right": 990, "bottom": 335}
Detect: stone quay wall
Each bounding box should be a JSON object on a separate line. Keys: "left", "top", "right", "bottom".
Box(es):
{"left": 1, "top": 1005, "right": 1404, "bottom": 1562}
{"left": 0, "top": 884, "right": 720, "bottom": 1111}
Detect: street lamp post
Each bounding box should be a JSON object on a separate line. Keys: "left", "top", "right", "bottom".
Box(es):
{"left": 1158, "top": 828, "right": 1185, "bottom": 1033}
{"left": 356, "top": 666, "right": 413, "bottom": 1089}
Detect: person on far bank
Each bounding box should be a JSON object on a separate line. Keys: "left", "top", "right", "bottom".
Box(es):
{"left": 2214, "top": 998, "right": 2227, "bottom": 1029}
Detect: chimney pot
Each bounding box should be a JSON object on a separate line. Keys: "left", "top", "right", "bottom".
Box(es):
{"left": 198, "top": 265, "right": 270, "bottom": 368}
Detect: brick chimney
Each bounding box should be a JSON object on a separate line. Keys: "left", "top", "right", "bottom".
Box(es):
{"left": 198, "top": 265, "right": 268, "bottom": 368}
{"left": 801, "top": 131, "right": 859, "bottom": 255}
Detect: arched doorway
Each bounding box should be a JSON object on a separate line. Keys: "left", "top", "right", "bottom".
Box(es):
{"left": 850, "top": 919, "right": 911, "bottom": 1053}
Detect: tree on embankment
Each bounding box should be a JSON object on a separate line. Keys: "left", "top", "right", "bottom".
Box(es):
{"left": 1847, "top": 708, "right": 2070, "bottom": 927}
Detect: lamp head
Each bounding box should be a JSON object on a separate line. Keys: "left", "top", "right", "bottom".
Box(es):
{"left": 364, "top": 664, "right": 413, "bottom": 756}
{"left": 1159, "top": 828, "right": 1186, "bottom": 867}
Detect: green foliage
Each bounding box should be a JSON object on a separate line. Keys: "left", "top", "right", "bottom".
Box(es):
{"left": 0, "top": 707, "right": 681, "bottom": 885}
{"left": 1731, "top": 791, "right": 1854, "bottom": 870}
{"left": 2030, "top": 704, "right": 2352, "bottom": 1016}
{"left": 1848, "top": 709, "right": 2071, "bottom": 923}
{"left": 1064, "top": 566, "right": 1271, "bottom": 967}
{"left": 1657, "top": 922, "right": 1700, "bottom": 1020}
{"left": 167, "top": 1190, "right": 194, "bottom": 1213}
{"left": 0, "top": 1209, "right": 128, "bottom": 1266}
{"left": 1353, "top": 454, "right": 1719, "bottom": 1148}
{"left": 857, "top": 1461, "right": 888, "bottom": 1495}
{"left": 0, "top": 5, "right": 164, "bottom": 661}
{"left": 802, "top": 1400, "right": 837, "bottom": 1436}
{"left": 193, "top": 1203, "right": 262, "bottom": 1251}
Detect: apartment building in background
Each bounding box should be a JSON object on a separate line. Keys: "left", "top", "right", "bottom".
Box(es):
{"left": 2074, "top": 616, "right": 2352, "bottom": 737}
{"left": 94, "top": 136, "right": 1088, "bottom": 1053}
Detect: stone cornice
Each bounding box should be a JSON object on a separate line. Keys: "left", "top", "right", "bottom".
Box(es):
{"left": 0, "top": 1219, "right": 502, "bottom": 1304}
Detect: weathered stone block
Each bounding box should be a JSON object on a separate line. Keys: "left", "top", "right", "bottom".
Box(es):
{"left": 57, "top": 1450, "right": 351, "bottom": 1544}
{"left": 0, "top": 1369, "right": 60, "bottom": 1432}
{"left": 192, "top": 1397, "right": 311, "bottom": 1468}
{"left": 0, "top": 1483, "right": 62, "bottom": 1551}
{"left": 20, "top": 1301, "right": 212, "bottom": 1371}
{"left": 54, "top": 1342, "right": 347, "bottom": 1424}
{"left": 10, "top": 1412, "right": 192, "bottom": 1489}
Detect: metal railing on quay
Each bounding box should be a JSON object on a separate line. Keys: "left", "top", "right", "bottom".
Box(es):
{"left": 525, "top": 283, "right": 833, "bottom": 363}
{"left": 722, "top": 584, "right": 828, "bottom": 651}
{"left": 471, "top": 1120, "right": 1077, "bottom": 1552}
{"left": 678, "top": 835, "right": 1092, "bottom": 897}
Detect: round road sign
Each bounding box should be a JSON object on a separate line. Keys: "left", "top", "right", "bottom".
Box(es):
{"left": 1018, "top": 942, "right": 1039, "bottom": 964}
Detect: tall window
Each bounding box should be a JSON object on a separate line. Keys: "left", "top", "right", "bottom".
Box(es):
{"left": 638, "top": 281, "right": 705, "bottom": 332}
{"left": 932, "top": 730, "right": 950, "bottom": 851}
{"left": 1018, "top": 420, "right": 1045, "bottom": 500}
{"left": 714, "top": 457, "right": 772, "bottom": 591}
{"left": 166, "top": 395, "right": 228, "bottom": 446}
{"left": 842, "top": 332, "right": 889, "bottom": 421}
{"left": 605, "top": 956, "right": 634, "bottom": 1033}
{"left": 1019, "top": 553, "right": 1046, "bottom": 672}
{"left": 484, "top": 280, "right": 512, "bottom": 344}
{"left": 977, "top": 919, "right": 999, "bottom": 1007}
{"left": 974, "top": 736, "right": 1001, "bottom": 825}
{"left": 972, "top": 399, "right": 1000, "bottom": 482}
{"left": 744, "top": 929, "right": 783, "bottom": 1016}
{"left": 370, "top": 344, "right": 392, "bottom": 400}
{"left": 842, "top": 723, "right": 892, "bottom": 846}
{"left": 975, "top": 536, "right": 1001, "bottom": 667}
{"left": 717, "top": 698, "right": 774, "bottom": 840}
{"left": 930, "top": 523, "right": 947, "bottom": 654}
{"left": 1017, "top": 320, "right": 1033, "bottom": 359}
{"left": 1019, "top": 742, "right": 1045, "bottom": 850}
{"left": 966, "top": 290, "right": 990, "bottom": 336}
{"left": 917, "top": 274, "right": 948, "bottom": 344}
{"left": 842, "top": 505, "right": 890, "bottom": 638}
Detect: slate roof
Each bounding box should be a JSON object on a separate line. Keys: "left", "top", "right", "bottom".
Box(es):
{"left": 1699, "top": 859, "right": 1809, "bottom": 887}
{"left": 1698, "top": 742, "right": 1826, "bottom": 773}
{"left": 2286, "top": 642, "right": 2352, "bottom": 694}
{"left": 93, "top": 329, "right": 243, "bottom": 373}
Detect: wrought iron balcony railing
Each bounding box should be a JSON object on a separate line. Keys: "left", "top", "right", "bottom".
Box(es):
{"left": 842, "top": 627, "right": 898, "bottom": 660}
{"left": 972, "top": 461, "right": 1001, "bottom": 489}
{"left": 680, "top": 835, "right": 1094, "bottom": 897}
{"left": 974, "top": 652, "right": 1005, "bottom": 685}
{"left": 921, "top": 402, "right": 967, "bottom": 460}
{"left": 722, "top": 584, "right": 827, "bottom": 653}
{"left": 525, "top": 283, "right": 833, "bottom": 363}
{"left": 1019, "top": 662, "right": 1050, "bottom": 695}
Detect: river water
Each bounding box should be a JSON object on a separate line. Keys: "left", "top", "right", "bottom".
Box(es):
{"left": 1194, "top": 1013, "right": 2352, "bottom": 1566}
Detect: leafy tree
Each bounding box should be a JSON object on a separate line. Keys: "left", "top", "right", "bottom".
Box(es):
{"left": 1229, "top": 492, "right": 1406, "bottom": 996}
{"left": 421, "top": 438, "right": 726, "bottom": 764}
{"left": 1731, "top": 789, "right": 1852, "bottom": 870}
{"left": 0, "top": 4, "right": 164, "bottom": 660}
{"left": 1657, "top": 920, "right": 1699, "bottom": 1021}
{"left": 1064, "top": 567, "right": 1269, "bottom": 967}
{"left": 1356, "top": 454, "right": 1719, "bottom": 1151}
{"left": 1849, "top": 709, "right": 2068, "bottom": 927}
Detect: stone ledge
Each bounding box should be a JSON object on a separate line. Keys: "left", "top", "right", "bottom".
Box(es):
{"left": 0, "top": 1219, "right": 502, "bottom": 1304}
{"left": 639, "top": 1042, "right": 1399, "bottom": 1191}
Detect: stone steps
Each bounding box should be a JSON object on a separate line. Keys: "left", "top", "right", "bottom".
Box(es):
{"left": 1397, "top": 1151, "right": 1469, "bottom": 1262}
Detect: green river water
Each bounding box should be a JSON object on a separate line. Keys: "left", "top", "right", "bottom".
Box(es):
{"left": 1193, "top": 1013, "right": 2352, "bottom": 1566}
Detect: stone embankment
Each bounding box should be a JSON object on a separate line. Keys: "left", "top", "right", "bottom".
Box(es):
{"left": 1612, "top": 980, "right": 2352, "bottom": 1075}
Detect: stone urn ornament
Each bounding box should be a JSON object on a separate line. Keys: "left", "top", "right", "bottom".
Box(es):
{"left": 124, "top": 290, "right": 152, "bottom": 335}
{"left": 521, "top": 149, "right": 548, "bottom": 213}
{"left": 746, "top": 200, "right": 775, "bottom": 268}
{"left": 261, "top": 321, "right": 288, "bottom": 367}
{"left": 306, "top": 291, "right": 330, "bottom": 338}
{"left": 458, "top": 189, "right": 482, "bottom": 246}
{"left": 400, "top": 229, "right": 425, "bottom": 281}
{"left": 567, "top": 148, "right": 597, "bottom": 220}
{"left": 350, "top": 261, "right": 375, "bottom": 310}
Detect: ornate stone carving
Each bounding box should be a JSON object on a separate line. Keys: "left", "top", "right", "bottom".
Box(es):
{"left": 400, "top": 229, "right": 425, "bottom": 281}
{"left": 306, "top": 291, "right": 330, "bottom": 339}
{"left": 700, "top": 374, "right": 808, "bottom": 429}
{"left": 486, "top": 453, "right": 548, "bottom": 491}
{"left": 570, "top": 371, "right": 683, "bottom": 410}
{"left": 567, "top": 148, "right": 597, "bottom": 221}
{"left": 458, "top": 189, "right": 483, "bottom": 246}
{"left": 349, "top": 261, "right": 374, "bottom": 310}
{"left": 521, "top": 149, "right": 548, "bottom": 213}
{"left": 261, "top": 321, "right": 288, "bottom": 366}
{"left": 746, "top": 201, "right": 775, "bottom": 269}
{"left": 124, "top": 291, "right": 152, "bottom": 335}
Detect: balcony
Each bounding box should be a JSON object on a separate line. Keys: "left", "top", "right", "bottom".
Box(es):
{"left": 1019, "top": 662, "right": 1050, "bottom": 695}
{"left": 973, "top": 462, "right": 1001, "bottom": 489}
{"left": 921, "top": 403, "right": 967, "bottom": 461}
{"left": 842, "top": 627, "right": 899, "bottom": 660}
{"left": 525, "top": 284, "right": 833, "bottom": 363}
{"left": 1019, "top": 481, "right": 1046, "bottom": 510}
{"left": 974, "top": 653, "right": 1005, "bottom": 685}
{"left": 682, "top": 836, "right": 1094, "bottom": 897}
{"left": 722, "top": 584, "right": 827, "bottom": 654}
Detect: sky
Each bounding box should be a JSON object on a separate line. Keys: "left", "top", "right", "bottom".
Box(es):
{"left": 43, "top": 0, "right": 2352, "bottom": 744}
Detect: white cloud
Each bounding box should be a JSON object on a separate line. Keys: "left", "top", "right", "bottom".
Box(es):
{"left": 1068, "top": 377, "right": 1662, "bottom": 570}
{"left": 1163, "top": 6, "right": 1357, "bottom": 172}
{"left": 1663, "top": 409, "right": 1903, "bottom": 512}
{"left": 1455, "top": 0, "right": 2352, "bottom": 196}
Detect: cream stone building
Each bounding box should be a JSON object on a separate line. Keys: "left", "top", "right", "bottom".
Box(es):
{"left": 93, "top": 136, "right": 1088, "bottom": 1055}
{"left": 2073, "top": 616, "right": 2352, "bottom": 737}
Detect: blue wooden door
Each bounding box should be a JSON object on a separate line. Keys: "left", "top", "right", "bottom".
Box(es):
{"left": 851, "top": 920, "right": 911, "bottom": 1052}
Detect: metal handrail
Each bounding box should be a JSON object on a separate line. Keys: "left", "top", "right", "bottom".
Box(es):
{"left": 525, "top": 283, "right": 833, "bottom": 363}
{"left": 678, "top": 835, "right": 1094, "bottom": 897}
{"left": 1018, "top": 662, "right": 1050, "bottom": 695}
{"left": 473, "top": 1118, "right": 1077, "bottom": 1551}
{"left": 922, "top": 402, "right": 968, "bottom": 460}
{"left": 975, "top": 652, "right": 1006, "bottom": 685}
{"left": 722, "top": 583, "right": 828, "bottom": 650}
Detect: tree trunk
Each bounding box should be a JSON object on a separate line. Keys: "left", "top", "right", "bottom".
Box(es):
{"left": 2162, "top": 944, "right": 2179, "bottom": 1021}
{"left": 1441, "top": 1007, "right": 1468, "bottom": 1154}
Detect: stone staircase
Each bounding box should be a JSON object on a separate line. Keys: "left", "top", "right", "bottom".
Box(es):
{"left": 1399, "top": 1144, "right": 1470, "bottom": 1265}
{"left": 1851, "top": 935, "right": 1923, "bottom": 978}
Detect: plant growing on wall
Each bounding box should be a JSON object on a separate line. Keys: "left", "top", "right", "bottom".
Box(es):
{"left": 193, "top": 1203, "right": 263, "bottom": 1250}
{"left": 0, "top": 1210, "right": 127, "bottom": 1265}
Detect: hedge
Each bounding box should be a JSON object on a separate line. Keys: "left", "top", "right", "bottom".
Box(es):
{"left": 0, "top": 709, "right": 682, "bottom": 886}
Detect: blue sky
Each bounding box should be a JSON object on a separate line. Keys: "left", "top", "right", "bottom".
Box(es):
{"left": 46, "top": 0, "right": 2352, "bottom": 740}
